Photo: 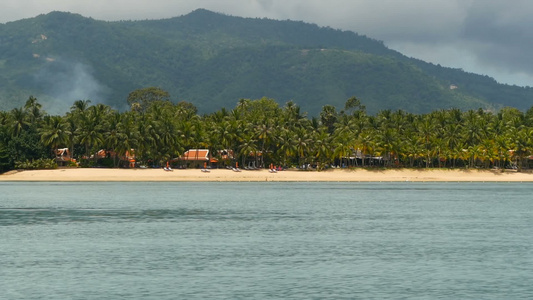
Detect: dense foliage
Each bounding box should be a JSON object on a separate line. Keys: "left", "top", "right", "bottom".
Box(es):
{"left": 1, "top": 10, "right": 533, "bottom": 115}
{"left": 2, "top": 94, "right": 533, "bottom": 174}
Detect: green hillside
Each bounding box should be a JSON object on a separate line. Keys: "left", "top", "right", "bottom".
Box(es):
{"left": 1, "top": 9, "right": 533, "bottom": 115}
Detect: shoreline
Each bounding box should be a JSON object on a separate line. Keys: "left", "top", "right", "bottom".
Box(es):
{"left": 1, "top": 168, "right": 533, "bottom": 182}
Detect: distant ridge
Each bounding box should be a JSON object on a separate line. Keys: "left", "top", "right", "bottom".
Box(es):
{"left": 1, "top": 9, "right": 532, "bottom": 114}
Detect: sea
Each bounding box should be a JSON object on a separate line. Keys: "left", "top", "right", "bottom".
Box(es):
{"left": 1, "top": 182, "right": 532, "bottom": 299}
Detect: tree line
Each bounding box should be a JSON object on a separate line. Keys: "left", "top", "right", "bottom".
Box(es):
{"left": 2, "top": 89, "right": 533, "bottom": 173}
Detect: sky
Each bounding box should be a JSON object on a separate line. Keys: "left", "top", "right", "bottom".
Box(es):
{"left": 2, "top": 0, "right": 532, "bottom": 87}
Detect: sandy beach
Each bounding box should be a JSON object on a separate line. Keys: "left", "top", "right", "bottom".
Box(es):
{"left": 1, "top": 167, "right": 533, "bottom": 182}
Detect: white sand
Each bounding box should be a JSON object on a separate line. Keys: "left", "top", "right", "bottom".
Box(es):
{"left": 1, "top": 168, "right": 533, "bottom": 182}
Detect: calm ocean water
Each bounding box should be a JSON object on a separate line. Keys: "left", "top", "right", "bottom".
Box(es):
{"left": 1, "top": 182, "right": 532, "bottom": 299}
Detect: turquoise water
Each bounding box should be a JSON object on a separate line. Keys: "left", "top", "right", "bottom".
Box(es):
{"left": 1, "top": 182, "right": 532, "bottom": 299}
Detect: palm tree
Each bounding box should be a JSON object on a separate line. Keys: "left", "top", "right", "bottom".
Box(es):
{"left": 467, "top": 145, "right": 483, "bottom": 168}
{"left": 143, "top": 101, "right": 183, "bottom": 166}
{"left": 376, "top": 127, "right": 399, "bottom": 167}
{"left": 416, "top": 115, "right": 436, "bottom": 168}
{"left": 104, "top": 112, "right": 137, "bottom": 167}
{"left": 211, "top": 119, "right": 240, "bottom": 166}
{"left": 77, "top": 108, "right": 105, "bottom": 161}
{"left": 462, "top": 110, "right": 484, "bottom": 147}
{"left": 64, "top": 100, "right": 93, "bottom": 161}
{"left": 0, "top": 111, "right": 9, "bottom": 126}
{"left": 157, "top": 116, "right": 180, "bottom": 165}
{"left": 24, "top": 96, "right": 44, "bottom": 124}
{"left": 24, "top": 96, "right": 41, "bottom": 111}
{"left": 276, "top": 128, "right": 297, "bottom": 168}
{"left": 283, "top": 101, "right": 305, "bottom": 128}
{"left": 238, "top": 135, "right": 258, "bottom": 168}
{"left": 177, "top": 119, "right": 195, "bottom": 149}
{"left": 135, "top": 114, "right": 156, "bottom": 166}
{"left": 333, "top": 132, "right": 353, "bottom": 168}
{"left": 39, "top": 115, "right": 70, "bottom": 153}
{"left": 70, "top": 100, "right": 91, "bottom": 114}
{"left": 512, "top": 128, "right": 533, "bottom": 171}
{"left": 255, "top": 120, "right": 274, "bottom": 167}
{"left": 494, "top": 135, "right": 510, "bottom": 169}
{"left": 9, "top": 108, "right": 29, "bottom": 137}
{"left": 236, "top": 98, "right": 251, "bottom": 112}
{"left": 442, "top": 122, "right": 463, "bottom": 167}
{"left": 312, "top": 128, "right": 333, "bottom": 170}
{"left": 403, "top": 135, "right": 423, "bottom": 168}
{"left": 111, "top": 112, "right": 139, "bottom": 168}
{"left": 481, "top": 138, "right": 498, "bottom": 168}
{"left": 294, "top": 127, "right": 312, "bottom": 168}
{"left": 358, "top": 131, "right": 375, "bottom": 167}
{"left": 320, "top": 104, "right": 338, "bottom": 134}
{"left": 431, "top": 137, "right": 447, "bottom": 168}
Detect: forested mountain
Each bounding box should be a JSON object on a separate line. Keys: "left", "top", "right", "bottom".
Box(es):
{"left": 1, "top": 9, "right": 533, "bottom": 115}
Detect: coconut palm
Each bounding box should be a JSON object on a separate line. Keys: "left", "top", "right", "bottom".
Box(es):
{"left": 24, "top": 96, "right": 44, "bottom": 124}
{"left": 104, "top": 112, "right": 139, "bottom": 167}
{"left": 512, "top": 128, "right": 533, "bottom": 170}
{"left": 494, "top": 135, "right": 511, "bottom": 169}
{"left": 238, "top": 134, "right": 258, "bottom": 168}
{"left": 320, "top": 104, "right": 338, "bottom": 134}
{"left": 70, "top": 100, "right": 91, "bottom": 114}
{"left": 255, "top": 120, "right": 274, "bottom": 167}
{"left": 211, "top": 119, "right": 239, "bottom": 165}
{"left": 358, "top": 131, "right": 375, "bottom": 167}
{"left": 276, "top": 128, "right": 297, "bottom": 167}
{"left": 9, "top": 108, "right": 29, "bottom": 137}
{"left": 293, "top": 127, "right": 312, "bottom": 168}
{"left": 135, "top": 114, "right": 156, "bottom": 165}
{"left": 416, "top": 115, "right": 436, "bottom": 168}
{"left": 115, "top": 113, "right": 139, "bottom": 167}
{"left": 312, "top": 128, "right": 333, "bottom": 170}
{"left": 39, "top": 116, "right": 71, "bottom": 156}
{"left": 403, "top": 135, "right": 423, "bottom": 168}
{"left": 375, "top": 127, "right": 398, "bottom": 167}
{"left": 462, "top": 110, "right": 484, "bottom": 147}
{"left": 333, "top": 133, "right": 353, "bottom": 168}
{"left": 77, "top": 106, "right": 106, "bottom": 160}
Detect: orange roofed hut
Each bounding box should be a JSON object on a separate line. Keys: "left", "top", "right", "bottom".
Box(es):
{"left": 175, "top": 149, "right": 218, "bottom": 168}
{"left": 55, "top": 148, "right": 76, "bottom": 166}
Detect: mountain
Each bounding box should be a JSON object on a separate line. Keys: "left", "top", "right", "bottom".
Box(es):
{"left": 1, "top": 9, "right": 533, "bottom": 115}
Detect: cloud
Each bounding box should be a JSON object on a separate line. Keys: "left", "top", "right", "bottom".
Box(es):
{"left": 460, "top": 0, "right": 533, "bottom": 75}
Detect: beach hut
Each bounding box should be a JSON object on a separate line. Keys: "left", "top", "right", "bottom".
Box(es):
{"left": 55, "top": 148, "right": 75, "bottom": 166}
{"left": 176, "top": 149, "right": 218, "bottom": 168}
{"left": 89, "top": 149, "right": 136, "bottom": 168}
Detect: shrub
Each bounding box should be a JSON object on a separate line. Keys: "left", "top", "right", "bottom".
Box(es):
{"left": 14, "top": 158, "right": 58, "bottom": 170}
{"left": 78, "top": 159, "right": 95, "bottom": 168}
{"left": 97, "top": 157, "right": 114, "bottom": 168}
